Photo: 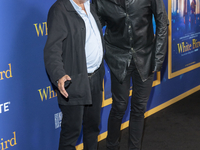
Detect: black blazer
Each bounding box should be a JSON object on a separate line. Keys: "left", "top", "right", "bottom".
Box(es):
{"left": 44, "top": 0, "right": 104, "bottom": 105}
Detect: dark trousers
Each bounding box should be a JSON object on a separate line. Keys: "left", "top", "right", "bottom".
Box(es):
{"left": 106, "top": 59, "right": 154, "bottom": 150}
{"left": 58, "top": 64, "right": 104, "bottom": 150}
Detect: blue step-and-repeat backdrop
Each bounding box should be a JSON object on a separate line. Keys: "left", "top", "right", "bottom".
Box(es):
{"left": 0, "top": 0, "right": 200, "bottom": 150}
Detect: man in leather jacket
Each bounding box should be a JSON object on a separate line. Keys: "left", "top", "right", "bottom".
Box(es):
{"left": 92, "top": 0, "right": 168, "bottom": 149}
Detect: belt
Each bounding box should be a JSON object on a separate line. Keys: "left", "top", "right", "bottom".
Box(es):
{"left": 88, "top": 66, "right": 100, "bottom": 77}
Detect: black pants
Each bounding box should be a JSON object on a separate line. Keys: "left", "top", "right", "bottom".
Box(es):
{"left": 106, "top": 59, "right": 154, "bottom": 150}
{"left": 58, "top": 64, "right": 104, "bottom": 150}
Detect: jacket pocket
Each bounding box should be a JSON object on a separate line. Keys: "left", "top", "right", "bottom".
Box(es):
{"left": 66, "top": 73, "right": 90, "bottom": 99}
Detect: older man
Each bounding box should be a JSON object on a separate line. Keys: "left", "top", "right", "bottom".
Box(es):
{"left": 44, "top": 0, "right": 105, "bottom": 149}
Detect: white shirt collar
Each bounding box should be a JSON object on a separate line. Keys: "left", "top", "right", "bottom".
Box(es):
{"left": 69, "top": 0, "right": 90, "bottom": 15}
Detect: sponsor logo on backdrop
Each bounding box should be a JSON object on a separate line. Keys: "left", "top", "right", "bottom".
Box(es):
{"left": 33, "top": 22, "right": 48, "bottom": 37}
{"left": 0, "top": 64, "right": 12, "bottom": 81}
{"left": 0, "top": 101, "right": 10, "bottom": 114}
{"left": 38, "top": 86, "right": 57, "bottom": 101}
{"left": 54, "top": 112, "right": 62, "bottom": 129}
{"left": 0, "top": 132, "right": 17, "bottom": 150}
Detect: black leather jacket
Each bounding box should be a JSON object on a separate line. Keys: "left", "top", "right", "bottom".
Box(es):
{"left": 92, "top": 0, "right": 168, "bottom": 82}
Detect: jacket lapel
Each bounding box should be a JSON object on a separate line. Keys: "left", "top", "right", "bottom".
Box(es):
{"left": 61, "top": 0, "right": 76, "bottom": 12}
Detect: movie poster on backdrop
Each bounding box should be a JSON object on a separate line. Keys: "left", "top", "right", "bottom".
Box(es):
{"left": 168, "top": 0, "right": 200, "bottom": 79}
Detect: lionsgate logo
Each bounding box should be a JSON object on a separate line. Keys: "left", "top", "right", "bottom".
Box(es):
{"left": 0, "top": 101, "right": 11, "bottom": 114}
{"left": 54, "top": 112, "right": 62, "bottom": 129}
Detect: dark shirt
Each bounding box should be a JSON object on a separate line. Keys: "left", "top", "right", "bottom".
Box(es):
{"left": 116, "top": 0, "right": 125, "bottom": 8}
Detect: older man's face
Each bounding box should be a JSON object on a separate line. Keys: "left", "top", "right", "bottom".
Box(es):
{"left": 78, "top": 0, "right": 88, "bottom": 3}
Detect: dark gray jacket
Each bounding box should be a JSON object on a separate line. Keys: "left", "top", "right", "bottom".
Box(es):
{"left": 93, "top": 0, "right": 168, "bottom": 82}
{"left": 44, "top": 0, "right": 105, "bottom": 105}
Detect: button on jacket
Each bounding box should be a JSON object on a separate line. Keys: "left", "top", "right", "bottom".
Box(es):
{"left": 93, "top": 0, "right": 168, "bottom": 82}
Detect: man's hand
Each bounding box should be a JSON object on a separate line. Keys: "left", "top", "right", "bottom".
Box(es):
{"left": 57, "top": 75, "right": 71, "bottom": 98}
